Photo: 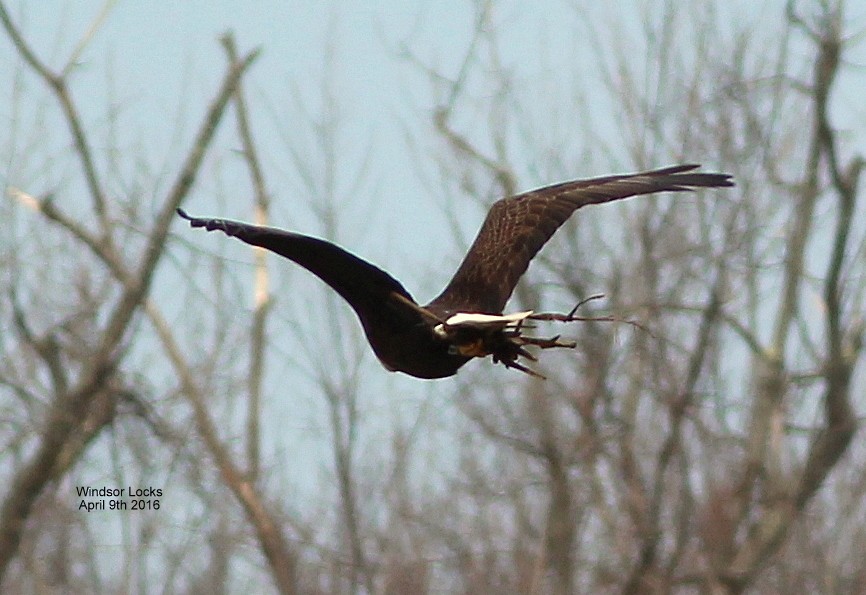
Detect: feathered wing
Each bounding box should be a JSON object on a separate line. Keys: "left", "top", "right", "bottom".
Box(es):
{"left": 176, "top": 209, "right": 428, "bottom": 331}
{"left": 425, "top": 164, "right": 733, "bottom": 316}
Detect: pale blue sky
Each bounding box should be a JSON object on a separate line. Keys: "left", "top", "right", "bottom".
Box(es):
{"left": 4, "top": 0, "right": 864, "bottom": 429}
{"left": 4, "top": 0, "right": 865, "bottom": 439}
{"left": 2, "top": 3, "right": 865, "bottom": 580}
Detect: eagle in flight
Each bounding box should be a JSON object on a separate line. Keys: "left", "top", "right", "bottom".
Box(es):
{"left": 179, "top": 164, "right": 732, "bottom": 379}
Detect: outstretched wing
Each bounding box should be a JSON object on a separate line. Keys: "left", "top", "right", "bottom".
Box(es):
{"left": 177, "top": 209, "right": 426, "bottom": 329}
{"left": 425, "top": 164, "right": 733, "bottom": 316}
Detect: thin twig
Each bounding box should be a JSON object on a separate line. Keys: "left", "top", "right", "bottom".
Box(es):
{"left": 62, "top": 0, "right": 118, "bottom": 77}
{"left": 0, "top": 1, "right": 111, "bottom": 232}
{"left": 0, "top": 32, "right": 262, "bottom": 586}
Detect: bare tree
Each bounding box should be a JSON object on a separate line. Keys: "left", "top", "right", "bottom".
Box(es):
{"left": 1, "top": 1, "right": 862, "bottom": 593}
{"left": 404, "top": 1, "right": 863, "bottom": 593}
{"left": 279, "top": 24, "right": 378, "bottom": 593}
{"left": 0, "top": 4, "right": 304, "bottom": 592}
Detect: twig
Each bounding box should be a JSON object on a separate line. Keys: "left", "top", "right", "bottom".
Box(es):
{"left": 529, "top": 294, "right": 655, "bottom": 337}
{"left": 0, "top": 30, "right": 261, "bottom": 585}
{"left": 62, "top": 0, "right": 118, "bottom": 77}
{"left": 0, "top": 1, "right": 111, "bottom": 232}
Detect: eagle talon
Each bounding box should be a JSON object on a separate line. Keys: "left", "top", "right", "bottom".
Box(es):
{"left": 502, "top": 358, "right": 546, "bottom": 379}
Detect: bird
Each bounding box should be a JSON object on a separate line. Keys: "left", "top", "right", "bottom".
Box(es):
{"left": 178, "top": 164, "right": 733, "bottom": 379}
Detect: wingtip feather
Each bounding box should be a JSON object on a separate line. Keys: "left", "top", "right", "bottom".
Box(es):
{"left": 176, "top": 207, "right": 209, "bottom": 228}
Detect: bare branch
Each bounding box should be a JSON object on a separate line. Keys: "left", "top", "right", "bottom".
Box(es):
{"left": 0, "top": 1, "right": 111, "bottom": 231}
{"left": 625, "top": 277, "right": 722, "bottom": 593}
{"left": 62, "top": 0, "right": 118, "bottom": 77}
{"left": 0, "top": 33, "right": 260, "bottom": 585}
{"left": 221, "top": 31, "right": 271, "bottom": 482}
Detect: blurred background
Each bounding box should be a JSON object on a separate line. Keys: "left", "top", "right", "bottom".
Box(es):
{"left": 1, "top": 1, "right": 864, "bottom": 593}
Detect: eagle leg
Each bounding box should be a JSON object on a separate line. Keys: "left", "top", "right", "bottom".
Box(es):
{"left": 516, "top": 334, "right": 577, "bottom": 350}
{"left": 501, "top": 358, "right": 546, "bottom": 380}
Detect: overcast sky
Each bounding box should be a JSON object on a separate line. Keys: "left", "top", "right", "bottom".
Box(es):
{"left": 2, "top": 1, "right": 865, "bottom": 566}
{"left": 4, "top": 0, "right": 865, "bottom": 427}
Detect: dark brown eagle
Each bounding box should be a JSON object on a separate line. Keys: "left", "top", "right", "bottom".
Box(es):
{"left": 179, "top": 164, "right": 732, "bottom": 379}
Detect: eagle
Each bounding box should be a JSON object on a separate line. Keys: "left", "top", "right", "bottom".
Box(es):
{"left": 178, "top": 164, "right": 732, "bottom": 379}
